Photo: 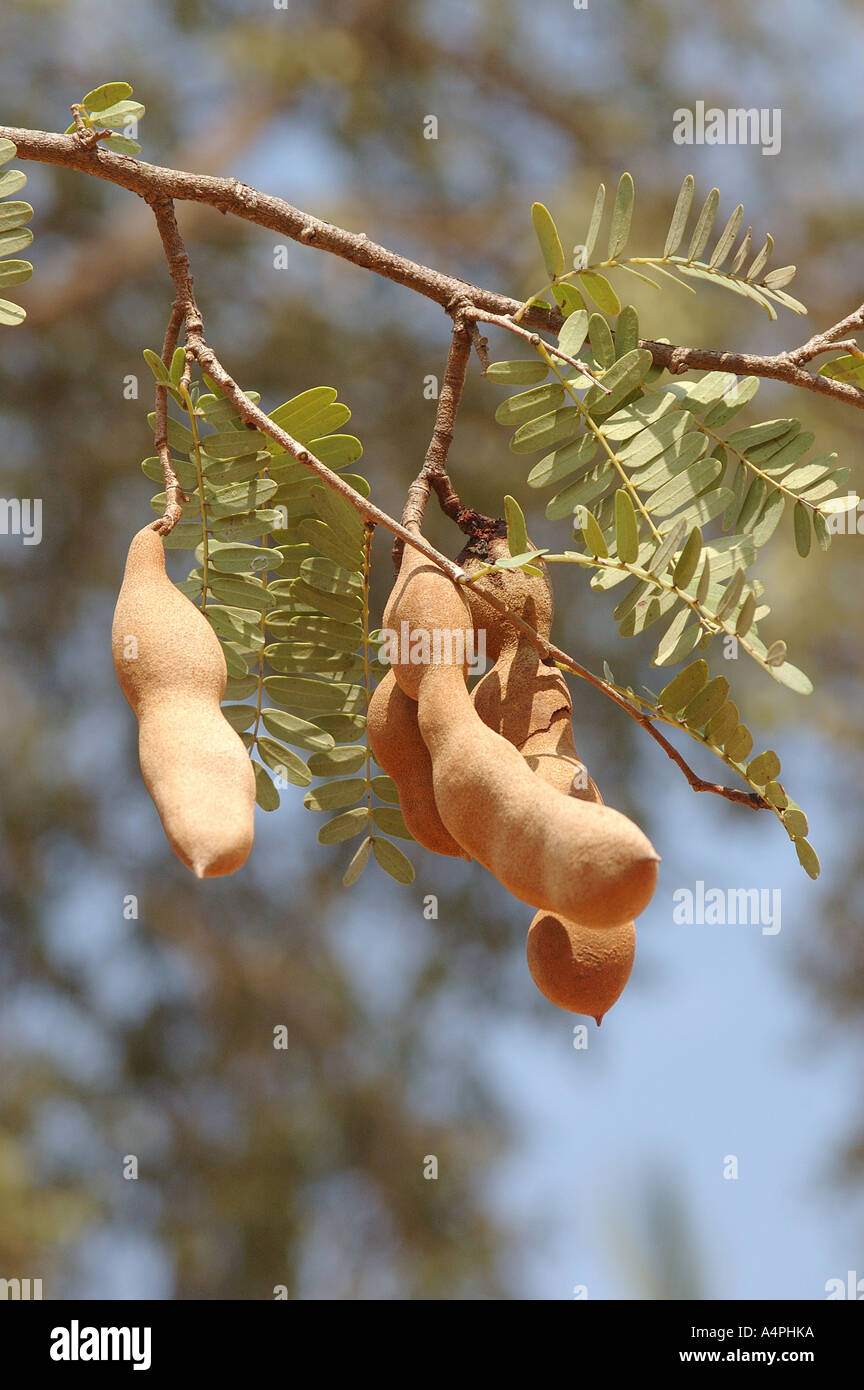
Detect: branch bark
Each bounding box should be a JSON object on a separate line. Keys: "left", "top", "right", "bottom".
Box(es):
{"left": 3, "top": 124, "right": 864, "bottom": 409}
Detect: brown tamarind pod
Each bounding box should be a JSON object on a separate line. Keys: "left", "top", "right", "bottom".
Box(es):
{"left": 456, "top": 526, "right": 554, "bottom": 661}
{"left": 526, "top": 909, "right": 636, "bottom": 1024}
{"left": 466, "top": 567, "right": 604, "bottom": 802}
{"left": 112, "top": 524, "right": 256, "bottom": 878}
{"left": 522, "top": 750, "right": 603, "bottom": 803}
{"left": 473, "top": 649, "right": 571, "bottom": 749}
{"left": 416, "top": 663, "right": 659, "bottom": 929}
{"left": 381, "top": 533, "right": 472, "bottom": 699}
{"left": 367, "top": 670, "right": 468, "bottom": 859}
{"left": 517, "top": 704, "right": 604, "bottom": 802}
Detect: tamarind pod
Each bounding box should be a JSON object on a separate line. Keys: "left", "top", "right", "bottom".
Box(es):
{"left": 473, "top": 651, "right": 572, "bottom": 748}
{"left": 382, "top": 536, "right": 472, "bottom": 699}
{"left": 456, "top": 529, "right": 554, "bottom": 661}
{"left": 416, "top": 665, "right": 659, "bottom": 929}
{"left": 522, "top": 750, "right": 604, "bottom": 804}
{"left": 474, "top": 655, "right": 604, "bottom": 802}
{"left": 461, "top": 533, "right": 610, "bottom": 807}
{"left": 526, "top": 909, "right": 636, "bottom": 1024}
{"left": 367, "top": 670, "right": 468, "bottom": 859}
{"left": 112, "top": 524, "right": 255, "bottom": 878}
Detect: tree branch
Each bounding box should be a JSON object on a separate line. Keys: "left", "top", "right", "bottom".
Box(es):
{"left": 151, "top": 299, "right": 185, "bottom": 534}
{"left": 4, "top": 124, "right": 864, "bottom": 410}
{"left": 401, "top": 322, "right": 473, "bottom": 534}
{"left": 643, "top": 336, "right": 864, "bottom": 410}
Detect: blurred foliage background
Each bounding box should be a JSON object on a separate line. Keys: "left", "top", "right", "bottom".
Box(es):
{"left": 0, "top": 0, "right": 862, "bottom": 1299}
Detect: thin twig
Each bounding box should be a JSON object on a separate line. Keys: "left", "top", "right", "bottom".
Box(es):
{"left": 4, "top": 123, "right": 864, "bottom": 409}
{"left": 401, "top": 322, "right": 473, "bottom": 539}
{"left": 150, "top": 298, "right": 185, "bottom": 534}
{"left": 465, "top": 305, "right": 611, "bottom": 392}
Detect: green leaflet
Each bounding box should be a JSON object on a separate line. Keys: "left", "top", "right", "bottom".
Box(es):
{"left": 202, "top": 454, "right": 270, "bottom": 488}
{"left": 746, "top": 750, "right": 781, "bottom": 786}
{"left": 200, "top": 428, "right": 267, "bottom": 459}
{"left": 260, "top": 709, "right": 335, "bottom": 752}
{"left": 370, "top": 775, "right": 399, "bottom": 804}
{"left": 615, "top": 305, "right": 640, "bottom": 359}
{"left": 673, "top": 528, "right": 702, "bottom": 589}
{"left": 578, "top": 271, "right": 621, "bottom": 315}
{"left": 0, "top": 226, "right": 33, "bottom": 256}
{"left": 205, "top": 478, "right": 278, "bottom": 518}
{"left": 553, "top": 283, "right": 588, "bottom": 317}
{"left": 582, "top": 183, "right": 606, "bottom": 262}
{"left": 794, "top": 839, "right": 820, "bottom": 880}
{"left": 253, "top": 737, "right": 311, "bottom": 787}
{"left": 223, "top": 704, "right": 257, "bottom": 733}
{"left": 663, "top": 175, "right": 695, "bottom": 257}
{"left": 495, "top": 383, "right": 565, "bottom": 427}
{"left": 486, "top": 359, "right": 550, "bottom": 385}
{"left": 639, "top": 445, "right": 716, "bottom": 510}
{"left": 318, "top": 808, "right": 369, "bottom": 844}
{"left": 617, "top": 411, "right": 690, "bottom": 469}
{"left": 253, "top": 760, "right": 280, "bottom": 811}
{"left": 709, "top": 205, "right": 744, "bottom": 269}
{"left": 614, "top": 490, "right": 639, "bottom": 563}
{"left": 304, "top": 778, "right": 367, "bottom": 811}
{"left": 291, "top": 578, "right": 363, "bottom": 622}
{"left": 372, "top": 807, "right": 412, "bottom": 840}
{"left": 546, "top": 461, "right": 610, "bottom": 519}
{"left": 372, "top": 837, "right": 415, "bottom": 884}
{"left": 681, "top": 676, "right": 729, "bottom": 729}
{"left": 686, "top": 188, "right": 720, "bottom": 261}
{"left": 558, "top": 309, "right": 589, "bottom": 358}
{"left": 504, "top": 495, "right": 529, "bottom": 559}
{"left": 0, "top": 200, "right": 34, "bottom": 231}
{"left": 654, "top": 611, "right": 702, "bottom": 666}
{"left": 607, "top": 173, "right": 635, "bottom": 259}
{"left": 200, "top": 540, "right": 275, "bottom": 574}
{"left": 342, "top": 836, "right": 373, "bottom": 886}
{"left": 582, "top": 348, "right": 653, "bottom": 414}
{"left": 576, "top": 507, "right": 608, "bottom": 558}
{"left": 527, "top": 435, "right": 597, "bottom": 490}
{"left": 510, "top": 407, "right": 581, "bottom": 455}
{"left": 263, "top": 677, "right": 364, "bottom": 714}
{"left": 266, "top": 613, "right": 361, "bottom": 649}
{"left": 297, "top": 518, "right": 362, "bottom": 573}
{"left": 531, "top": 202, "right": 566, "bottom": 278}
{"left": 588, "top": 313, "right": 615, "bottom": 369}
{"left": 0, "top": 258, "right": 32, "bottom": 287}
{"left": 724, "top": 725, "right": 754, "bottom": 763}
{"left": 307, "top": 745, "right": 367, "bottom": 776}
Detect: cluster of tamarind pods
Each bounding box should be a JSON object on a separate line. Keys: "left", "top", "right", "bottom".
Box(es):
{"left": 369, "top": 522, "right": 660, "bottom": 1024}
{"left": 111, "top": 517, "right": 659, "bottom": 1024}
